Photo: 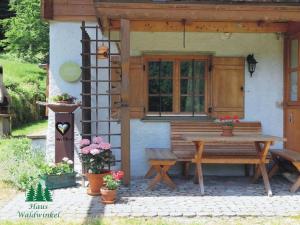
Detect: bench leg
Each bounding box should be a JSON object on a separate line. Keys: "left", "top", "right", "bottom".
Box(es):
{"left": 290, "top": 162, "right": 300, "bottom": 193}
{"left": 290, "top": 176, "right": 300, "bottom": 193}
{"left": 268, "top": 162, "right": 279, "bottom": 179}
{"left": 145, "top": 165, "right": 156, "bottom": 179}
{"left": 161, "top": 165, "right": 176, "bottom": 189}
{"left": 148, "top": 165, "right": 176, "bottom": 190}
{"left": 182, "top": 162, "right": 190, "bottom": 179}
{"left": 244, "top": 165, "right": 250, "bottom": 177}
{"left": 259, "top": 163, "right": 273, "bottom": 197}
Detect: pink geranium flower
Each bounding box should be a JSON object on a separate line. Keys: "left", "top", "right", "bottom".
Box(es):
{"left": 89, "top": 143, "right": 100, "bottom": 149}
{"left": 99, "top": 142, "right": 111, "bottom": 150}
{"left": 81, "top": 146, "right": 91, "bottom": 154}
{"left": 80, "top": 139, "right": 90, "bottom": 148}
{"left": 90, "top": 149, "right": 100, "bottom": 155}
{"left": 93, "top": 136, "right": 103, "bottom": 144}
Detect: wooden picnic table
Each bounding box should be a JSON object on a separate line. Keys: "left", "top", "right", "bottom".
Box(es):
{"left": 182, "top": 133, "right": 285, "bottom": 196}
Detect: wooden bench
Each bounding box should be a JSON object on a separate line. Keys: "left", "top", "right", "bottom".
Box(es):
{"left": 145, "top": 148, "right": 177, "bottom": 190}
{"left": 269, "top": 149, "right": 300, "bottom": 192}
{"left": 170, "top": 121, "right": 267, "bottom": 177}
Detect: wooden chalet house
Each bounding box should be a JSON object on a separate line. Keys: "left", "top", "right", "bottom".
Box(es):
{"left": 42, "top": 0, "right": 300, "bottom": 185}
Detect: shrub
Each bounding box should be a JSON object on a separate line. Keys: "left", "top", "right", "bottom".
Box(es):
{"left": 0, "top": 55, "right": 47, "bottom": 128}
{"left": 0, "top": 137, "right": 45, "bottom": 190}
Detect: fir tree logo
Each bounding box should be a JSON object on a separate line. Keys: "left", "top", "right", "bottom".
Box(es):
{"left": 25, "top": 183, "right": 53, "bottom": 202}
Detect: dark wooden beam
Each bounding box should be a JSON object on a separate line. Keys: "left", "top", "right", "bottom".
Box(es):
{"left": 288, "top": 22, "right": 300, "bottom": 35}
{"left": 81, "top": 23, "right": 92, "bottom": 141}
{"left": 41, "top": 0, "right": 53, "bottom": 20}
{"left": 120, "top": 19, "right": 131, "bottom": 186}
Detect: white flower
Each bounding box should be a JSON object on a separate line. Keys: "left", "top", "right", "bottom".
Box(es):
{"left": 67, "top": 160, "right": 73, "bottom": 165}
{"left": 62, "top": 157, "right": 69, "bottom": 162}
{"left": 48, "top": 162, "right": 56, "bottom": 168}
{"left": 90, "top": 158, "right": 94, "bottom": 162}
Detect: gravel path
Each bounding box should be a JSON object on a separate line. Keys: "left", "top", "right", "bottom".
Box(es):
{"left": 1, "top": 176, "right": 300, "bottom": 220}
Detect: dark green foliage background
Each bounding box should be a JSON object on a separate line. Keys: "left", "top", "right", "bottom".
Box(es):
{"left": 1, "top": 0, "right": 49, "bottom": 63}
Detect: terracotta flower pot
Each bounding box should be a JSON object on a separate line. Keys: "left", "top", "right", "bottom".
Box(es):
{"left": 86, "top": 172, "right": 110, "bottom": 196}
{"left": 100, "top": 188, "right": 117, "bottom": 204}
{"left": 221, "top": 125, "right": 234, "bottom": 137}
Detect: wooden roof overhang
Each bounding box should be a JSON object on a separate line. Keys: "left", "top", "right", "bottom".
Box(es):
{"left": 93, "top": 1, "right": 300, "bottom": 34}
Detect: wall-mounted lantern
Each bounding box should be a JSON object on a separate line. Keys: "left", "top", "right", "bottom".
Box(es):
{"left": 247, "top": 54, "right": 258, "bottom": 77}
{"left": 97, "top": 44, "right": 109, "bottom": 59}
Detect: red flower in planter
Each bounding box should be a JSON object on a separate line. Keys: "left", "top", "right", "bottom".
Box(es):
{"left": 224, "top": 115, "right": 232, "bottom": 120}
{"left": 111, "top": 171, "right": 124, "bottom": 181}
{"left": 233, "top": 115, "right": 240, "bottom": 123}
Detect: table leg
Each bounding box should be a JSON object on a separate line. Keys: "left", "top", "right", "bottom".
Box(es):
{"left": 252, "top": 164, "right": 261, "bottom": 183}
{"left": 259, "top": 163, "right": 272, "bottom": 197}
{"left": 196, "top": 163, "right": 204, "bottom": 195}
{"left": 255, "top": 141, "right": 272, "bottom": 196}
{"left": 193, "top": 141, "right": 205, "bottom": 195}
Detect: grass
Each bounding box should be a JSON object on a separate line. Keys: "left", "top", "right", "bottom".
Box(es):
{"left": 0, "top": 181, "right": 18, "bottom": 209}
{"left": 0, "top": 54, "right": 46, "bottom": 86}
{"left": 12, "top": 120, "right": 48, "bottom": 136}
{"left": 1, "top": 217, "right": 300, "bottom": 225}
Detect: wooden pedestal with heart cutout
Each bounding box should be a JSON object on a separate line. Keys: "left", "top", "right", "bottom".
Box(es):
{"left": 55, "top": 113, "right": 74, "bottom": 164}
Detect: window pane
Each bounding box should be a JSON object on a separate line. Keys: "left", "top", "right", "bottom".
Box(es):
{"left": 148, "top": 62, "right": 159, "bottom": 78}
{"left": 148, "top": 61, "right": 173, "bottom": 78}
{"left": 149, "top": 79, "right": 172, "bottom": 94}
{"left": 180, "top": 96, "right": 205, "bottom": 112}
{"left": 160, "top": 80, "right": 172, "bottom": 94}
{"left": 291, "top": 39, "right": 299, "bottom": 69}
{"left": 180, "top": 61, "right": 205, "bottom": 79}
{"left": 149, "top": 96, "right": 173, "bottom": 112}
{"left": 149, "top": 79, "right": 159, "bottom": 94}
{"left": 149, "top": 96, "right": 160, "bottom": 111}
{"left": 181, "top": 79, "right": 205, "bottom": 95}
{"left": 161, "top": 97, "right": 172, "bottom": 112}
{"left": 290, "top": 71, "right": 298, "bottom": 101}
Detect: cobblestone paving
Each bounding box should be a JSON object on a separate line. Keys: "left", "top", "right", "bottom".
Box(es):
{"left": 1, "top": 176, "right": 300, "bottom": 220}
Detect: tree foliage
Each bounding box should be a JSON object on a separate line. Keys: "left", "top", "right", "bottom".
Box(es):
{"left": 43, "top": 187, "right": 52, "bottom": 202}
{"left": 1, "top": 0, "right": 49, "bottom": 63}
{"left": 26, "top": 185, "right": 35, "bottom": 202}
{"left": 34, "top": 183, "right": 45, "bottom": 201}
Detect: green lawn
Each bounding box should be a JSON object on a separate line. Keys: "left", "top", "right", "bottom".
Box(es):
{"left": 0, "top": 54, "right": 46, "bottom": 87}
{"left": 0, "top": 54, "right": 47, "bottom": 128}
{"left": 1, "top": 217, "right": 300, "bottom": 225}
{"left": 12, "top": 120, "right": 48, "bottom": 136}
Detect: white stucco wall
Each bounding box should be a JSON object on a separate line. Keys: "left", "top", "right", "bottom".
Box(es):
{"left": 49, "top": 22, "right": 284, "bottom": 177}
{"left": 129, "top": 32, "right": 284, "bottom": 176}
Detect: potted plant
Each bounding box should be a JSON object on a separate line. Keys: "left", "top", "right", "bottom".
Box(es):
{"left": 41, "top": 157, "right": 76, "bottom": 190}
{"left": 215, "top": 115, "right": 240, "bottom": 136}
{"left": 51, "top": 93, "right": 77, "bottom": 104}
{"left": 101, "top": 171, "right": 124, "bottom": 204}
{"left": 80, "top": 137, "right": 112, "bottom": 196}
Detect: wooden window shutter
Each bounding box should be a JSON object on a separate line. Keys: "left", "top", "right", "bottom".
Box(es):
{"left": 111, "top": 56, "right": 145, "bottom": 119}
{"left": 128, "top": 56, "right": 145, "bottom": 118}
{"left": 211, "top": 57, "right": 245, "bottom": 118}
